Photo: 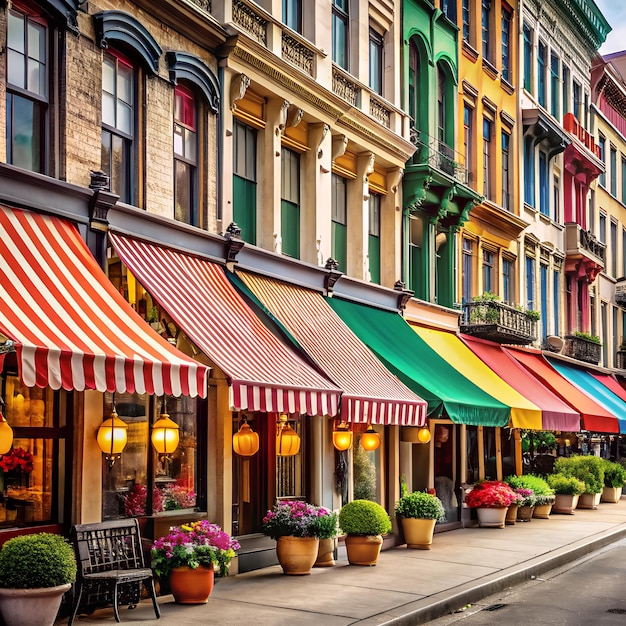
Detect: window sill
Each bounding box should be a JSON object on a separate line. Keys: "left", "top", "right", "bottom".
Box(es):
{"left": 462, "top": 41, "right": 479, "bottom": 63}
{"left": 482, "top": 59, "right": 499, "bottom": 80}
{"left": 501, "top": 78, "right": 515, "bottom": 95}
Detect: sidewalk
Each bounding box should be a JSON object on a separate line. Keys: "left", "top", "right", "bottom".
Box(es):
{"left": 58, "top": 498, "right": 626, "bottom": 625}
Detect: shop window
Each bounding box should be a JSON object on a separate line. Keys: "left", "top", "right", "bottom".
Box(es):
{"left": 466, "top": 426, "right": 479, "bottom": 484}
{"left": 6, "top": 7, "right": 48, "bottom": 174}
{"left": 102, "top": 392, "right": 199, "bottom": 520}
{"left": 484, "top": 428, "right": 497, "bottom": 480}
{"left": 1, "top": 376, "right": 62, "bottom": 526}
{"left": 353, "top": 425, "right": 381, "bottom": 502}
{"left": 233, "top": 120, "right": 258, "bottom": 244}
{"left": 174, "top": 84, "right": 198, "bottom": 226}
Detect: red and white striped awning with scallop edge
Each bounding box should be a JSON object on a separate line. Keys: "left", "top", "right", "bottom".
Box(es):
{"left": 0, "top": 206, "right": 207, "bottom": 397}
{"left": 109, "top": 233, "right": 341, "bottom": 415}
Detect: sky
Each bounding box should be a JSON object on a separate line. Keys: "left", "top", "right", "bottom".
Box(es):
{"left": 595, "top": 1, "right": 626, "bottom": 55}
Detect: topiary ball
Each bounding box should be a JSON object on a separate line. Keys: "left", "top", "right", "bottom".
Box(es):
{"left": 338, "top": 499, "right": 392, "bottom": 536}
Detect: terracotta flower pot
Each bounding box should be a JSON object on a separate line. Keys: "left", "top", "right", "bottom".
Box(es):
{"left": 552, "top": 493, "right": 579, "bottom": 514}
{"left": 344, "top": 534, "right": 383, "bottom": 565}
{"left": 400, "top": 518, "right": 437, "bottom": 549}
{"left": 475, "top": 507, "right": 507, "bottom": 528}
{"left": 276, "top": 536, "right": 319, "bottom": 575}
{"left": 505, "top": 504, "right": 518, "bottom": 525}
{"left": 0, "top": 583, "right": 71, "bottom": 626}
{"left": 533, "top": 503, "right": 553, "bottom": 519}
{"left": 169, "top": 565, "right": 214, "bottom": 604}
{"left": 314, "top": 537, "right": 336, "bottom": 567}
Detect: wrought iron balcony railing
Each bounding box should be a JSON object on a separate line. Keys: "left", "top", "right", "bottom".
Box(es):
{"left": 409, "top": 128, "right": 467, "bottom": 184}
{"left": 460, "top": 300, "right": 538, "bottom": 345}
{"left": 563, "top": 335, "right": 602, "bottom": 365}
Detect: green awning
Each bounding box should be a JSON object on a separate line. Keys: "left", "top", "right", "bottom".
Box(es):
{"left": 326, "top": 297, "right": 510, "bottom": 427}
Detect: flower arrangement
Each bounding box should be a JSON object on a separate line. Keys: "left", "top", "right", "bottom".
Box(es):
{"left": 547, "top": 473, "right": 585, "bottom": 496}
{"left": 464, "top": 480, "right": 518, "bottom": 508}
{"left": 513, "top": 487, "right": 536, "bottom": 507}
{"left": 262, "top": 500, "right": 336, "bottom": 540}
{"left": 0, "top": 447, "right": 34, "bottom": 473}
{"left": 151, "top": 520, "right": 239, "bottom": 578}
{"left": 124, "top": 483, "right": 196, "bottom": 517}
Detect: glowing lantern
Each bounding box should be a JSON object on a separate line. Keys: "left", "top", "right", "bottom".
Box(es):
{"left": 417, "top": 427, "right": 432, "bottom": 444}
{"left": 96, "top": 412, "right": 128, "bottom": 467}
{"left": 233, "top": 420, "right": 260, "bottom": 456}
{"left": 151, "top": 413, "right": 180, "bottom": 462}
{"left": 276, "top": 414, "right": 300, "bottom": 456}
{"left": 332, "top": 421, "right": 353, "bottom": 451}
{"left": 360, "top": 424, "right": 380, "bottom": 451}
{"left": 0, "top": 411, "right": 13, "bottom": 455}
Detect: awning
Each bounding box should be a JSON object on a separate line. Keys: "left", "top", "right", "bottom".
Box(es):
{"left": 109, "top": 234, "right": 341, "bottom": 415}
{"left": 506, "top": 348, "right": 619, "bottom": 433}
{"left": 461, "top": 336, "right": 580, "bottom": 432}
{"left": 234, "top": 271, "right": 427, "bottom": 426}
{"left": 326, "top": 297, "right": 510, "bottom": 427}
{"left": 546, "top": 359, "right": 626, "bottom": 433}
{"left": 0, "top": 206, "right": 207, "bottom": 396}
{"left": 410, "top": 325, "right": 542, "bottom": 430}
{"left": 591, "top": 372, "right": 626, "bottom": 406}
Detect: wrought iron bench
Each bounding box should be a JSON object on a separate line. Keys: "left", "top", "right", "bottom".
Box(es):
{"left": 69, "top": 518, "right": 160, "bottom": 624}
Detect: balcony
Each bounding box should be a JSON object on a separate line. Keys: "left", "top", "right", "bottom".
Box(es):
{"left": 615, "top": 278, "right": 626, "bottom": 307}
{"left": 564, "top": 223, "right": 605, "bottom": 282}
{"left": 563, "top": 335, "right": 602, "bottom": 365}
{"left": 409, "top": 129, "right": 468, "bottom": 185}
{"left": 460, "top": 301, "right": 538, "bottom": 345}
{"left": 563, "top": 113, "right": 601, "bottom": 159}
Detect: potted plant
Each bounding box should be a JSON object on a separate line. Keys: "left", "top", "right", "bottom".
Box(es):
{"left": 554, "top": 456, "right": 604, "bottom": 509}
{"left": 464, "top": 480, "right": 518, "bottom": 528}
{"left": 0, "top": 532, "right": 77, "bottom": 626}
{"left": 338, "top": 499, "right": 392, "bottom": 565}
{"left": 262, "top": 500, "right": 331, "bottom": 575}
{"left": 601, "top": 460, "right": 626, "bottom": 503}
{"left": 312, "top": 508, "right": 339, "bottom": 567}
{"left": 505, "top": 474, "right": 555, "bottom": 519}
{"left": 394, "top": 491, "right": 445, "bottom": 549}
{"left": 547, "top": 473, "right": 585, "bottom": 514}
{"left": 151, "top": 520, "right": 239, "bottom": 603}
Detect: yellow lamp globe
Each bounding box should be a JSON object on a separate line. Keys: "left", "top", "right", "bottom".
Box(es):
{"left": 332, "top": 421, "right": 353, "bottom": 451}
{"left": 276, "top": 422, "right": 300, "bottom": 456}
{"left": 233, "top": 421, "right": 260, "bottom": 456}
{"left": 417, "top": 427, "right": 432, "bottom": 444}
{"left": 96, "top": 413, "right": 128, "bottom": 456}
{"left": 151, "top": 414, "right": 180, "bottom": 458}
{"left": 360, "top": 424, "right": 380, "bottom": 451}
{"left": 0, "top": 414, "right": 13, "bottom": 455}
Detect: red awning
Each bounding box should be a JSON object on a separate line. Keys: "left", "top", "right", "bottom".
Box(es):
{"left": 236, "top": 271, "right": 428, "bottom": 426}
{"left": 461, "top": 336, "right": 580, "bottom": 431}
{"left": 109, "top": 234, "right": 340, "bottom": 415}
{"left": 505, "top": 347, "right": 619, "bottom": 433}
{"left": 0, "top": 206, "right": 207, "bottom": 396}
{"left": 591, "top": 372, "right": 626, "bottom": 405}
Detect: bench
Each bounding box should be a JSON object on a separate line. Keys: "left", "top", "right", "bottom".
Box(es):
{"left": 69, "top": 518, "right": 160, "bottom": 624}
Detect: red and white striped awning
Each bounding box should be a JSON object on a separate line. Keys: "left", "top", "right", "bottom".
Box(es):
{"left": 109, "top": 233, "right": 341, "bottom": 415}
{"left": 236, "top": 271, "right": 428, "bottom": 426}
{"left": 0, "top": 206, "right": 207, "bottom": 397}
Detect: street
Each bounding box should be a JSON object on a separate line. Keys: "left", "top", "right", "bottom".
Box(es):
{"left": 429, "top": 538, "right": 626, "bottom": 625}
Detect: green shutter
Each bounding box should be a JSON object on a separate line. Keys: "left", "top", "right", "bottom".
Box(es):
{"left": 368, "top": 234, "right": 380, "bottom": 284}
{"left": 233, "top": 175, "right": 256, "bottom": 245}
{"left": 281, "top": 199, "right": 300, "bottom": 259}
{"left": 332, "top": 221, "right": 347, "bottom": 272}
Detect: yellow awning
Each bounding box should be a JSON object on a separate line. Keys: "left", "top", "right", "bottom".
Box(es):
{"left": 410, "top": 325, "right": 542, "bottom": 430}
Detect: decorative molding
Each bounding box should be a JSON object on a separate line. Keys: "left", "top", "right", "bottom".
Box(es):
{"left": 317, "top": 124, "right": 330, "bottom": 159}
{"left": 230, "top": 73, "right": 251, "bottom": 111}
{"left": 166, "top": 51, "right": 220, "bottom": 114}
{"left": 332, "top": 135, "right": 348, "bottom": 160}
{"left": 278, "top": 100, "right": 290, "bottom": 132}
{"left": 286, "top": 106, "right": 304, "bottom": 128}
{"left": 391, "top": 168, "right": 404, "bottom": 194}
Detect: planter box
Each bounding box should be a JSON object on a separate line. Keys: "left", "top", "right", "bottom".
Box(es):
{"left": 601, "top": 486, "right": 623, "bottom": 503}
{"left": 577, "top": 493, "right": 601, "bottom": 510}
{"left": 552, "top": 494, "right": 579, "bottom": 514}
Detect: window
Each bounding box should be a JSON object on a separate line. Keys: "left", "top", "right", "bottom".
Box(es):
{"left": 462, "top": 238, "right": 474, "bottom": 303}
{"left": 550, "top": 54, "right": 560, "bottom": 118}
{"left": 6, "top": 8, "right": 48, "bottom": 173}
{"left": 442, "top": 0, "right": 456, "bottom": 23}
{"left": 611, "top": 220, "right": 618, "bottom": 278}
{"left": 623, "top": 227, "right": 626, "bottom": 278}
{"left": 281, "top": 147, "right": 300, "bottom": 258}
{"left": 501, "top": 7, "right": 512, "bottom": 83}
{"left": 553, "top": 175, "right": 560, "bottom": 223}
{"left": 540, "top": 264, "right": 548, "bottom": 338}
{"left": 282, "top": 0, "right": 301, "bottom": 33}
{"left": 502, "top": 132, "right": 511, "bottom": 210}
{"left": 233, "top": 120, "right": 257, "bottom": 244}
{"left": 562, "top": 65, "right": 570, "bottom": 119}
{"left": 539, "top": 151, "right": 548, "bottom": 217}
{"left": 524, "top": 136, "right": 535, "bottom": 207}
{"left": 332, "top": 0, "right": 349, "bottom": 70}
{"left": 553, "top": 270, "right": 560, "bottom": 336}
{"left": 621, "top": 157, "right": 626, "bottom": 205}
{"left": 481, "top": 0, "right": 491, "bottom": 61}
{"left": 526, "top": 256, "right": 535, "bottom": 311}
{"left": 589, "top": 189, "right": 595, "bottom": 233}
{"left": 368, "top": 194, "right": 381, "bottom": 284}
{"left": 462, "top": 0, "right": 470, "bottom": 42}
{"left": 523, "top": 24, "right": 532, "bottom": 93}
{"left": 464, "top": 105, "right": 474, "bottom": 186}
{"left": 369, "top": 28, "right": 383, "bottom": 95}
{"left": 173, "top": 85, "right": 197, "bottom": 226}
{"left": 482, "top": 249, "right": 494, "bottom": 294}
{"left": 102, "top": 51, "right": 134, "bottom": 203}
{"left": 573, "top": 81, "right": 582, "bottom": 123}
{"left": 599, "top": 212, "right": 607, "bottom": 244}
{"left": 331, "top": 174, "right": 348, "bottom": 272}
{"left": 502, "top": 257, "right": 512, "bottom": 304}
{"left": 409, "top": 214, "right": 424, "bottom": 295}
{"left": 611, "top": 146, "right": 617, "bottom": 197}
{"left": 483, "top": 118, "right": 492, "bottom": 199}
{"left": 538, "top": 42, "right": 547, "bottom": 108}
{"left": 598, "top": 134, "right": 606, "bottom": 187}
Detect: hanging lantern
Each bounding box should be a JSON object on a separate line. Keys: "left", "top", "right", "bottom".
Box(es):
{"left": 417, "top": 426, "right": 432, "bottom": 444}
{"left": 151, "top": 413, "right": 180, "bottom": 462}
{"left": 96, "top": 411, "right": 128, "bottom": 467}
{"left": 332, "top": 420, "right": 353, "bottom": 451}
{"left": 360, "top": 424, "right": 380, "bottom": 451}
{"left": 0, "top": 409, "right": 13, "bottom": 456}
{"left": 276, "top": 414, "right": 300, "bottom": 456}
{"left": 233, "top": 420, "right": 260, "bottom": 456}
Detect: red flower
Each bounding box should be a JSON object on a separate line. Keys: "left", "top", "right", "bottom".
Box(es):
{"left": 464, "top": 480, "right": 518, "bottom": 508}
{"left": 0, "top": 448, "right": 34, "bottom": 474}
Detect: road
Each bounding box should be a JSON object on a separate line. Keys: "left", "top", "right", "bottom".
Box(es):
{"left": 428, "top": 538, "right": 626, "bottom": 625}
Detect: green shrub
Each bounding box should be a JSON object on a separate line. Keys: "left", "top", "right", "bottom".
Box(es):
{"left": 0, "top": 533, "right": 77, "bottom": 589}
{"left": 338, "top": 500, "right": 392, "bottom": 536}
{"left": 505, "top": 473, "right": 554, "bottom": 496}
{"left": 554, "top": 456, "right": 604, "bottom": 494}
{"left": 547, "top": 473, "right": 585, "bottom": 495}
{"left": 602, "top": 461, "right": 626, "bottom": 487}
{"left": 394, "top": 491, "right": 445, "bottom": 521}
{"left": 312, "top": 511, "right": 339, "bottom": 539}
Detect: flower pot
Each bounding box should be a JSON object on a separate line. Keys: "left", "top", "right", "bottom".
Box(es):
{"left": 475, "top": 507, "right": 507, "bottom": 528}
{"left": 532, "top": 503, "right": 553, "bottom": 519}
{"left": 276, "top": 536, "right": 319, "bottom": 575}
{"left": 577, "top": 492, "right": 601, "bottom": 510}
{"left": 516, "top": 505, "right": 534, "bottom": 522}
{"left": 314, "top": 537, "right": 336, "bottom": 567}
{"left": 601, "top": 486, "right": 623, "bottom": 503}
{"left": 0, "top": 583, "right": 71, "bottom": 626}
{"left": 505, "top": 503, "right": 518, "bottom": 525}
{"left": 344, "top": 534, "right": 383, "bottom": 565}
{"left": 400, "top": 518, "right": 436, "bottom": 549}
{"left": 552, "top": 493, "right": 579, "bottom": 514}
{"left": 169, "top": 565, "right": 214, "bottom": 604}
